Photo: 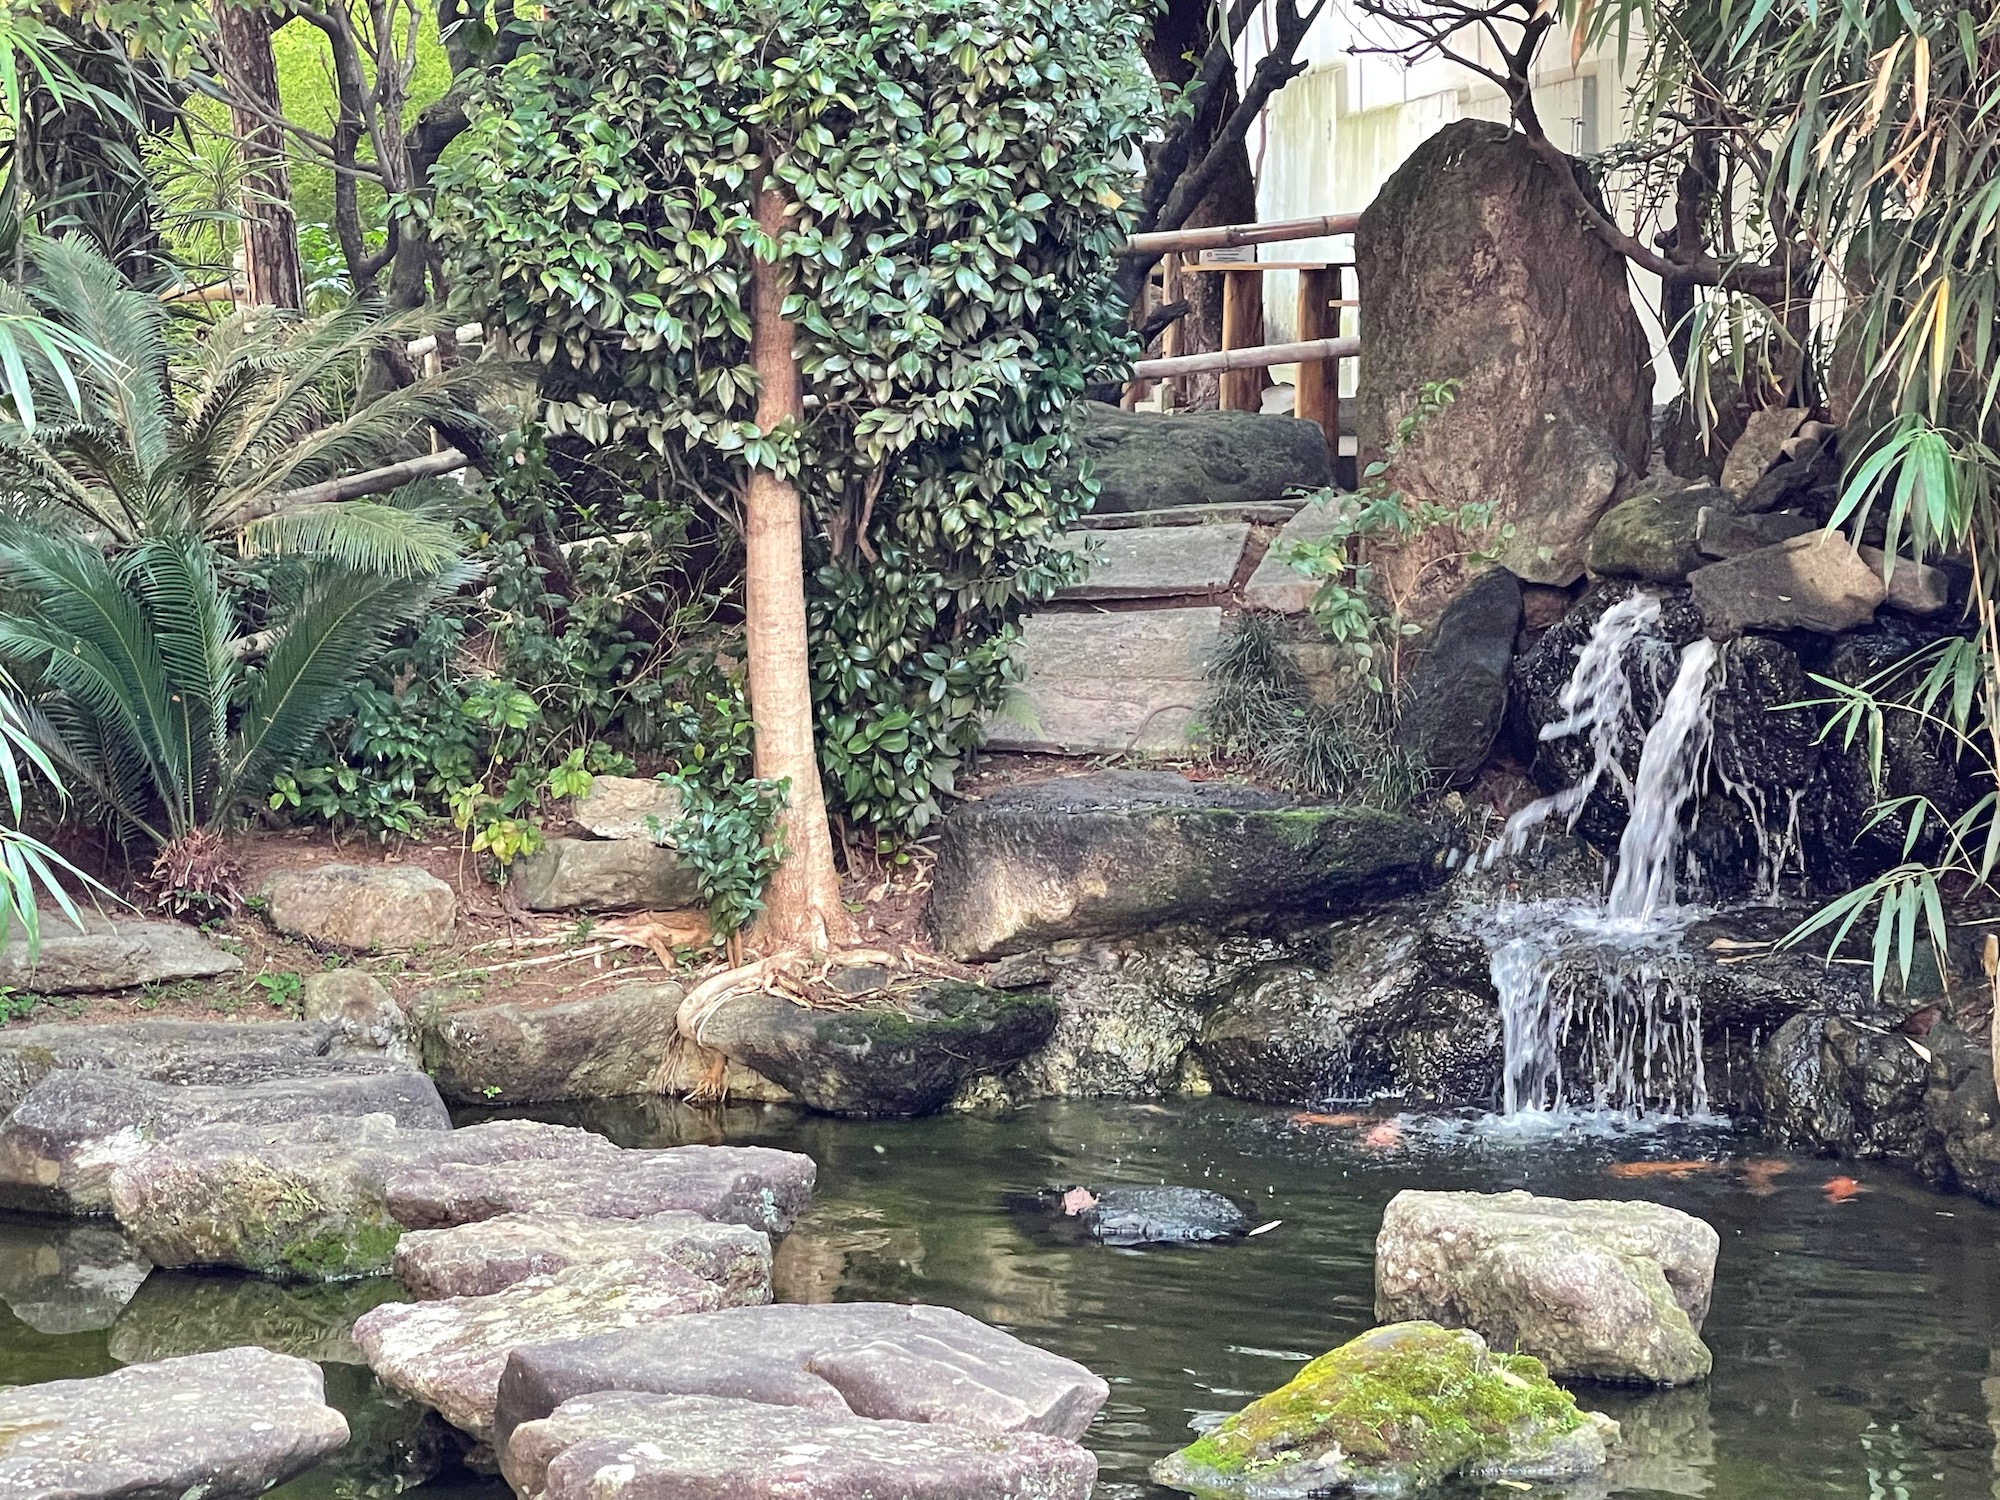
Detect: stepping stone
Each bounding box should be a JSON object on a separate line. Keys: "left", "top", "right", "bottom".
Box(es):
{"left": 1053, "top": 522, "right": 1250, "bottom": 601}
{"left": 1075, "top": 403, "right": 1332, "bottom": 514}
{"left": 0, "top": 1346, "right": 350, "bottom": 1500}
{"left": 0, "top": 1058, "right": 450, "bottom": 1215}
{"left": 1242, "top": 501, "right": 1343, "bottom": 613}
{"left": 0, "top": 1219, "right": 150, "bottom": 1334}
{"left": 0, "top": 908, "right": 242, "bottom": 995}
{"left": 413, "top": 981, "right": 684, "bottom": 1105}
{"left": 493, "top": 1301, "right": 1110, "bottom": 1450}
{"left": 984, "top": 607, "right": 1221, "bottom": 755}
{"left": 392, "top": 1209, "right": 772, "bottom": 1302}
{"left": 0, "top": 1019, "right": 337, "bottom": 1113}
{"left": 354, "top": 1255, "right": 736, "bottom": 1440}
{"left": 505, "top": 1391, "right": 1098, "bottom": 1500}
{"left": 261, "top": 862, "right": 455, "bottom": 951}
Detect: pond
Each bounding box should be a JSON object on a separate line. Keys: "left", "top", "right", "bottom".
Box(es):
{"left": 3, "top": 1096, "right": 1996, "bottom": 1499}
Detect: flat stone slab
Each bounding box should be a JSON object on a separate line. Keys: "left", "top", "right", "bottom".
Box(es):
{"left": 355, "top": 1255, "right": 734, "bottom": 1440}
{"left": 0, "top": 1219, "right": 150, "bottom": 1334}
{"left": 1375, "top": 1189, "right": 1718, "bottom": 1385}
{"left": 506, "top": 1391, "right": 1098, "bottom": 1500}
{"left": 0, "top": 1058, "right": 451, "bottom": 1216}
{"left": 494, "top": 1301, "right": 1111, "bottom": 1451}
{"left": 0, "top": 1019, "right": 337, "bottom": 1113}
{"left": 392, "top": 1209, "right": 772, "bottom": 1302}
{"left": 1242, "top": 501, "right": 1345, "bottom": 613}
{"left": 0, "top": 908, "right": 242, "bottom": 995}
{"left": 509, "top": 837, "right": 700, "bottom": 912}
{"left": 262, "top": 862, "right": 456, "bottom": 951}
{"left": 1053, "top": 522, "right": 1250, "bottom": 601}
{"left": 415, "top": 982, "right": 683, "bottom": 1105}
{"left": 0, "top": 1346, "right": 350, "bottom": 1499}
{"left": 983, "top": 607, "right": 1221, "bottom": 756}
{"left": 1689, "top": 531, "right": 1885, "bottom": 637}
{"left": 1073, "top": 402, "right": 1332, "bottom": 514}
{"left": 110, "top": 1117, "right": 814, "bottom": 1278}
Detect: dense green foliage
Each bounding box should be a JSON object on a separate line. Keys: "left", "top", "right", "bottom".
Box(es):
{"left": 431, "top": 0, "right": 1156, "bottom": 840}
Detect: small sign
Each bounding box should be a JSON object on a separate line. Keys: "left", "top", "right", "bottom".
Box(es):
{"left": 1198, "top": 245, "right": 1258, "bottom": 265}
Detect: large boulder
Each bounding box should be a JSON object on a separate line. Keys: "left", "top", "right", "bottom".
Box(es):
{"left": 1357, "top": 119, "right": 1652, "bottom": 587}
{"left": 415, "top": 982, "right": 683, "bottom": 1105}
{"left": 0, "top": 907, "right": 241, "bottom": 994}
{"left": 1374, "top": 1189, "right": 1717, "bottom": 1385}
{"left": 0, "top": 1057, "right": 450, "bottom": 1215}
{"left": 0, "top": 1019, "right": 336, "bottom": 1112}
{"left": 927, "top": 771, "right": 1445, "bottom": 960}
{"left": 1195, "top": 908, "right": 1498, "bottom": 1108}
{"left": 493, "top": 1302, "right": 1110, "bottom": 1452}
{"left": 0, "top": 1219, "right": 150, "bottom": 1334}
{"left": 1756, "top": 1013, "right": 1937, "bottom": 1164}
{"left": 392, "top": 1209, "right": 771, "bottom": 1302}
{"left": 698, "top": 981, "right": 1058, "bottom": 1116}
{"left": 261, "top": 863, "right": 456, "bottom": 951}
{"left": 506, "top": 1391, "right": 1098, "bottom": 1500}
{"left": 1689, "top": 531, "right": 1886, "bottom": 637}
{"left": 1073, "top": 402, "right": 1332, "bottom": 514}
{"left": 509, "top": 836, "right": 700, "bottom": 913}
{"left": 0, "top": 1347, "right": 350, "bottom": 1499}
{"left": 1392, "top": 567, "right": 1523, "bottom": 784}
{"left": 1585, "top": 485, "right": 1717, "bottom": 583}
{"left": 1152, "top": 1322, "right": 1612, "bottom": 1498}
{"left": 353, "top": 1255, "right": 736, "bottom": 1440}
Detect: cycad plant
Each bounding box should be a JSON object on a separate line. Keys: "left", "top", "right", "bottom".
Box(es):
{"left": 0, "top": 237, "right": 492, "bottom": 904}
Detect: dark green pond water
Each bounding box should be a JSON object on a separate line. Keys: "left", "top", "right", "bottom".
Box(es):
{"left": 5, "top": 1097, "right": 1998, "bottom": 1499}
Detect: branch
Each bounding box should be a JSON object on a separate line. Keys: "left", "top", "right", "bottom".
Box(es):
{"left": 226, "top": 448, "right": 470, "bottom": 524}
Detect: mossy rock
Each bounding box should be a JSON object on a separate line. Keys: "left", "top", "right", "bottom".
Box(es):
{"left": 699, "top": 981, "right": 1060, "bottom": 1117}
{"left": 1152, "top": 1321, "right": 1613, "bottom": 1498}
{"left": 1585, "top": 485, "right": 1722, "bottom": 583}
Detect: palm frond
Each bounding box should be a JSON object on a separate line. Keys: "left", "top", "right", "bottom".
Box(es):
{"left": 239, "top": 492, "right": 467, "bottom": 580}
{"left": 24, "top": 238, "right": 170, "bottom": 477}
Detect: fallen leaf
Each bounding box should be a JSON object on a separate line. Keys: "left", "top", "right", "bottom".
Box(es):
{"left": 1906, "top": 1037, "right": 1933, "bottom": 1063}
{"left": 1059, "top": 1187, "right": 1098, "bottom": 1216}
{"left": 1823, "top": 1176, "right": 1866, "bottom": 1203}
{"left": 1738, "top": 1159, "right": 1791, "bottom": 1196}
{"left": 1247, "top": 1220, "right": 1282, "bottom": 1237}
{"left": 1606, "top": 1159, "right": 1722, "bottom": 1179}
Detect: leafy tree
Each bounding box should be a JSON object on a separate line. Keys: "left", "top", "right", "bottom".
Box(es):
{"left": 434, "top": 0, "right": 1153, "bottom": 943}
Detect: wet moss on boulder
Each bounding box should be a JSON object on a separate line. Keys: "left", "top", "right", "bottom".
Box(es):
{"left": 1152, "top": 1321, "right": 1612, "bottom": 1498}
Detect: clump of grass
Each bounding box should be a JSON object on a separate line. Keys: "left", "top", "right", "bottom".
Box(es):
{"left": 1204, "top": 614, "right": 1430, "bottom": 808}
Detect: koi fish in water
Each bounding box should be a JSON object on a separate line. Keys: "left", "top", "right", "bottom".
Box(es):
{"left": 1605, "top": 1159, "right": 1724, "bottom": 1180}
{"left": 1823, "top": 1176, "right": 1866, "bottom": 1203}
{"left": 1288, "top": 1112, "right": 1381, "bottom": 1129}
{"left": 1360, "top": 1122, "right": 1403, "bottom": 1150}
{"left": 1738, "top": 1159, "right": 1791, "bottom": 1196}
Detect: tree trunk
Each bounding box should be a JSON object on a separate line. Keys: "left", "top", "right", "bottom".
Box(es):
{"left": 743, "top": 184, "right": 850, "bottom": 951}
{"left": 215, "top": 3, "right": 304, "bottom": 310}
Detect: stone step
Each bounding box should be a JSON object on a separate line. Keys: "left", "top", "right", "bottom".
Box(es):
{"left": 984, "top": 607, "right": 1222, "bottom": 756}
{"left": 1053, "top": 522, "right": 1251, "bottom": 601}
{"left": 1242, "top": 500, "right": 1343, "bottom": 614}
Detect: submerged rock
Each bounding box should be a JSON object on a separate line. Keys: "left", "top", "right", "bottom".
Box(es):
{"left": 0, "top": 1219, "right": 151, "bottom": 1334}
{"left": 354, "top": 1254, "right": 735, "bottom": 1440}
{"left": 928, "top": 771, "right": 1445, "bottom": 961}
{"left": 493, "top": 1301, "right": 1110, "bottom": 1451}
{"left": 0, "top": 1346, "right": 350, "bottom": 1499}
{"left": 414, "top": 981, "right": 683, "bottom": 1105}
{"left": 107, "top": 1272, "right": 404, "bottom": 1365}
{"left": 391, "top": 1208, "right": 771, "bottom": 1302}
{"left": 1374, "top": 1189, "right": 1716, "bottom": 1386}
{"left": 1151, "top": 1321, "right": 1611, "bottom": 1498}
{"left": 0, "top": 908, "right": 242, "bottom": 995}
{"left": 261, "top": 862, "right": 456, "bottom": 951}
{"left": 1062, "top": 1185, "right": 1249, "bottom": 1245}
{"left": 699, "top": 981, "right": 1058, "bottom": 1116}
{"left": 506, "top": 1390, "right": 1098, "bottom": 1500}
{"left": 0, "top": 1057, "right": 450, "bottom": 1215}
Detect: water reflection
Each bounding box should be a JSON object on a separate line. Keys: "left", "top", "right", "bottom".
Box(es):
{"left": 0, "top": 1218, "right": 150, "bottom": 1334}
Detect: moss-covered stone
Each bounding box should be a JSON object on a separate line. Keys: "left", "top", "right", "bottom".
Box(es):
{"left": 1152, "top": 1322, "right": 1612, "bottom": 1498}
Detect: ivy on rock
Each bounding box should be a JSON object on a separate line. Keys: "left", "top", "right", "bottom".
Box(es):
{"left": 433, "top": 0, "right": 1156, "bottom": 841}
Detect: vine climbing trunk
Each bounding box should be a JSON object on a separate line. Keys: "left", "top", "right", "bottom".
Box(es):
{"left": 215, "top": 2, "right": 304, "bottom": 310}
{"left": 743, "top": 183, "right": 850, "bottom": 951}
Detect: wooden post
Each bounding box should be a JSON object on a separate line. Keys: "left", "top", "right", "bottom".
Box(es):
{"left": 1293, "top": 265, "right": 1337, "bottom": 458}
{"left": 1220, "top": 267, "right": 1264, "bottom": 411}
{"left": 1160, "top": 253, "right": 1184, "bottom": 412}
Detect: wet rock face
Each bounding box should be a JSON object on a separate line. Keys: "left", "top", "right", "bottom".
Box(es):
{"left": 0, "top": 1346, "right": 351, "bottom": 1500}
{"left": 1374, "top": 1190, "right": 1717, "bottom": 1386}
{"left": 414, "top": 982, "right": 684, "bottom": 1106}
{"left": 1756, "top": 1014, "right": 1938, "bottom": 1164}
{"left": 507, "top": 1391, "right": 1099, "bottom": 1500}
{"left": 1063, "top": 1185, "right": 1249, "bottom": 1246}
{"left": 1357, "top": 119, "right": 1652, "bottom": 587}
{"left": 928, "top": 771, "right": 1446, "bottom": 961}
{"left": 701, "top": 981, "right": 1058, "bottom": 1116}
{"left": 1072, "top": 401, "right": 1332, "bottom": 514}
{"left": 493, "top": 1301, "right": 1110, "bottom": 1453}
{"left": 1152, "top": 1321, "right": 1611, "bottom": 1498}
{"left": 1394, "top": 567, "right": 1523, "bottom": 787}
{"left": 0, "top": 1057, "right": 451, "bottom": 1215}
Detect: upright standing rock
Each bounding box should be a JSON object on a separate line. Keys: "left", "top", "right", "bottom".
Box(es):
{"left": 1357, "top": 119, "right": 1653, "bottom": 588}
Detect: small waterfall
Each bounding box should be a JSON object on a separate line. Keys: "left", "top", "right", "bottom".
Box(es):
{"left": 1480, "top": 593, "right": 1720, "bottom": 1120}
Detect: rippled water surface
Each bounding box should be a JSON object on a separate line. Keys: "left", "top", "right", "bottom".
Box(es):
{"left": 6, "top": 1096, "right": 1999, "bottom": 1499}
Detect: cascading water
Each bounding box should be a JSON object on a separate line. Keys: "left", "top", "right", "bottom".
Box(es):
{"left": 1480, "top": 593, "right": 1720, "bottom": 1120}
